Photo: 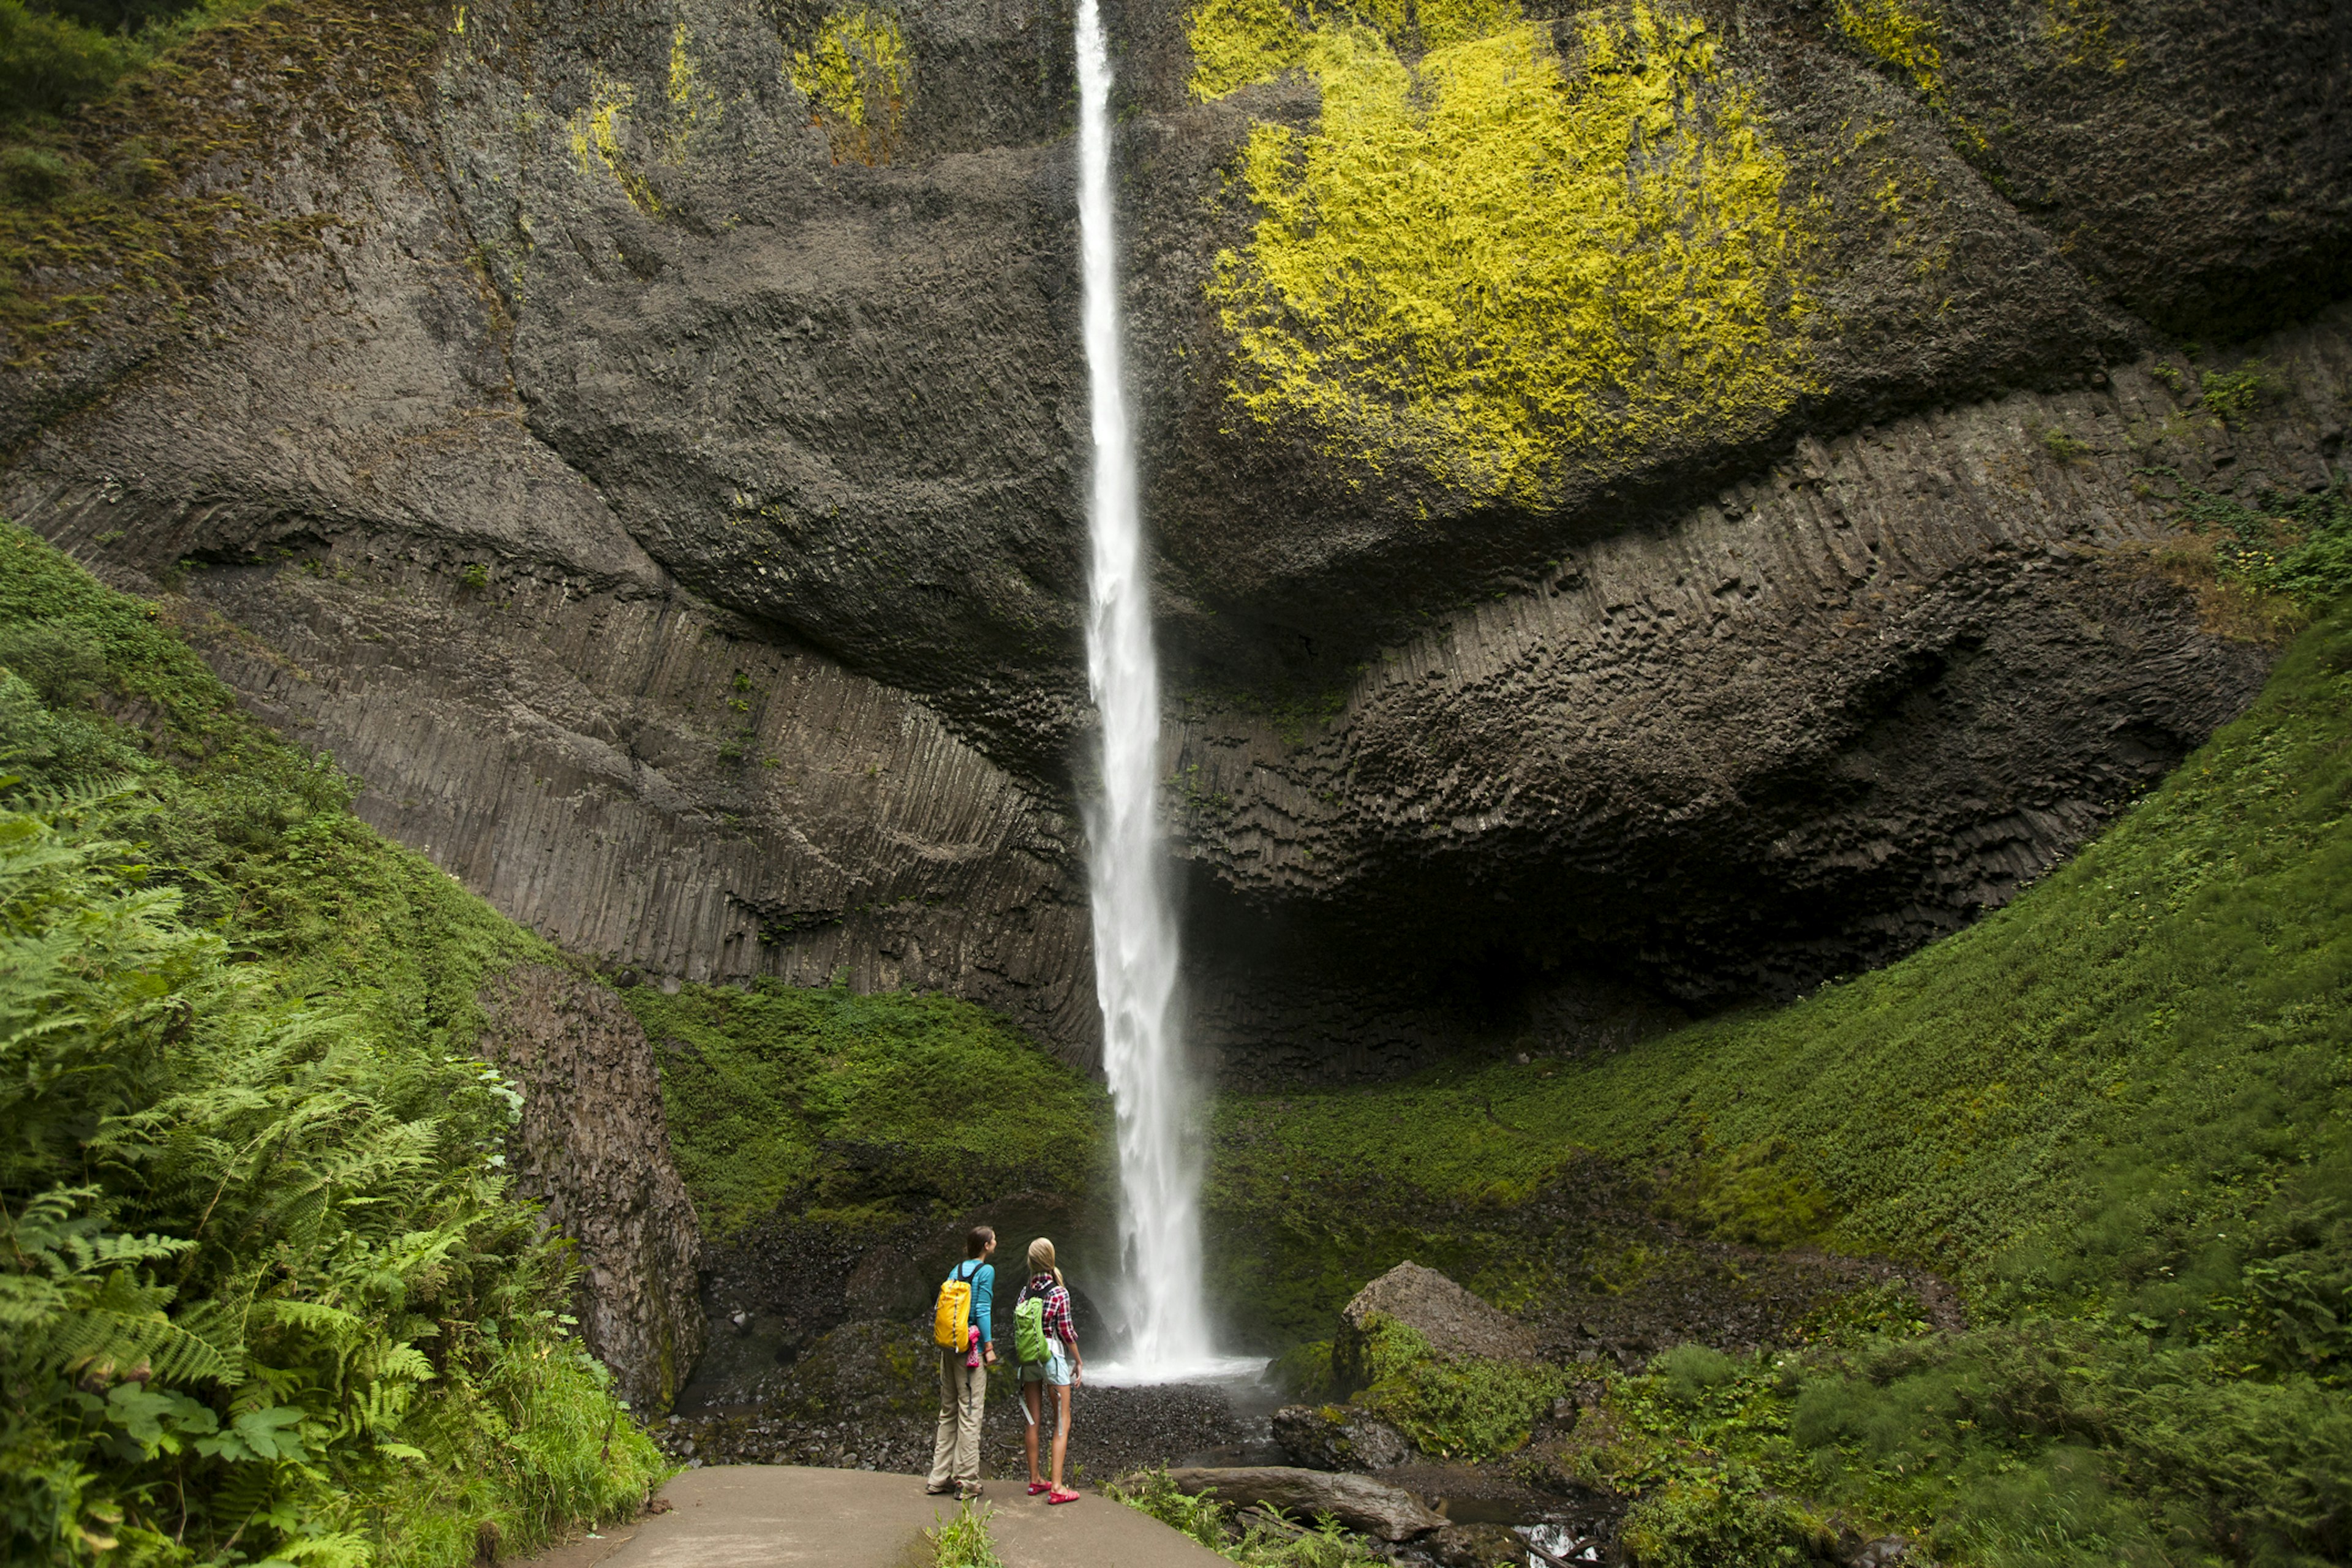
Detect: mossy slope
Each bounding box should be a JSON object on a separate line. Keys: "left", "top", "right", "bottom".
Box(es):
{"left": 1211, "top": 597, "right": 2352, "bottom": 1564}
{"left": 1217, "top": 597, "right": 2351, "bottom": 1292}
{"left": 628, "top": 976, "right": 1111, "bottom": 1242}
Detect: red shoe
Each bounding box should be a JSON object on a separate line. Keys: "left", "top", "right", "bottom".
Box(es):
{"left": 1047, "top": 1488, "right": 1079, "bottom": 1506}
{"left": 1027, "top": 1482, "right": 1050, "bottom": 1496}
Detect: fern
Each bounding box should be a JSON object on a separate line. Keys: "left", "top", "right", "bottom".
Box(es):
{"left": 0, "top": 527, "right": 668, "bottom": 1567}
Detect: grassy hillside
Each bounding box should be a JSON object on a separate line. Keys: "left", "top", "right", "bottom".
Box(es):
{"left": 0, "top": 524, "right": 666, "bottom": 1564}
{"left": 1215, "top": 596, "right": 2352, "bottom": 1306}
{"left": 1209, "top": 587, "right": 2352, "bottom": 1562}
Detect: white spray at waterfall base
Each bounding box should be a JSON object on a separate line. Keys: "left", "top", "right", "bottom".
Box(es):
{"left": 1072, "top": 0, "right": 1252, "bottom": 1386}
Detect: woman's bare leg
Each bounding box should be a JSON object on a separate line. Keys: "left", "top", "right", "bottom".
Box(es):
{"left": 1023, "top": 1381, "right": 1044, "bottom": 1485}
{"left": 1049, "top": 1382, "right": 1073, "bottom": 1490}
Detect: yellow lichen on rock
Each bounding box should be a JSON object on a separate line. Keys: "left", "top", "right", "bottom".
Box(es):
{"left": 789, "top": 6, "right": 911, "bottom": 166}
{"left": 669, "top": 21, "right": 723, "bottom": 145}
{"left": 2043, "top": 0, "right": 2134, "bottom": 73}
{"left": 569, "top": 72, "right": 661, "bottom": 214}
{"left": 1203, "top": 3, "right": 1819, "bottom": 500}
{"left": 1831, "top": 0, "right": 1942, "bottom": 102}
{"left": 1414, "top": 0, "right": 1518, "bottom": 47}
{"left": 1187, "top": 0, "right": 1310, "bottom": 99}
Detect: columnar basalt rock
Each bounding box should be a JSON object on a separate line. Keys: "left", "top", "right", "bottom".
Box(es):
{"left": 478, "top": 963, "right": 706, "bottom": 1411}
{"left": 0, "top": 0, "right": 2346, "bottom": 1085}
{"left": 1165, "top": 322, "right": 2346, "bottom": 1076}
{"left": 166, "top": 541, "right": 1100, "bottom": 1053}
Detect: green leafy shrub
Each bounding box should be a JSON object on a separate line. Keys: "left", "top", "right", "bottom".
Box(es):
{"left": 2199, "top": 361, "right": 2272, "bottom": 425}
{"left": 0, "top": 796, "right": 666, "bottom": 1565}
{"left": 1621, "top": 1478, "right": 1830, "bottom": 1568}
{"left": 1789, "top": 1319, "right": 2352, "bottom": 1566}
{"left": 2038, "top": 424, "right": 2089, "bottom": 461}
{"left": 0, "top": 0, "right": 141, "bottom": 124}
{"left": 1106, "top": 1466, "right": 1388, "bottom": 1567}
{"left": 2174, "top": 483, "right": 2352, "bottom": 611}
{"left": 0, "top": 143, "right": 70, "bottom": 198}
{"left": 1351, "top": 1314, "right": 1564, "bottom": 1461}
{"left": 924, "top": 1498, "right": 1004, "bottom": 1568}
{"left": 1654, "top": 1344, "right": 1740, "bottom": 1406}
{"left": 1110, "top": 1466, "right": 1235, "bottom": 1550}
{"left": 1, "top": 0, "right": 258, "bottom": 132}
{"left": 1792, "top": 1281, "right": 1932, "bottom": 1349}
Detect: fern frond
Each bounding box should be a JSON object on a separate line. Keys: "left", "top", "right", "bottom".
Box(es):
{"left": 20, "top": 1267, "right": 232, "bottom": 1384}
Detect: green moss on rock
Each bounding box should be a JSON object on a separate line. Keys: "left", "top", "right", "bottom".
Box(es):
{"left": 629, "top": 974, "right": 1110, "bottom": 1240}
{"left": 1349, "top": 1312, "right": 1566, "bottom": 1460}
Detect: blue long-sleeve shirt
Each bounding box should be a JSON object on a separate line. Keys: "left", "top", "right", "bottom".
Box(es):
{"left": 949, "top": 1259, "right": 994, "bottom": 1346}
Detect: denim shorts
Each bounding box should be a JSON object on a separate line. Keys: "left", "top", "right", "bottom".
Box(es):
{"left": 1020, "top": 1346, "right": 1074, "bottom": 1386}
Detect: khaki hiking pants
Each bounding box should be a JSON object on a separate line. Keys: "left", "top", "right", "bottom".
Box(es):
{"left": 927, "top": 1349, "right": 987, "bottom": 1489}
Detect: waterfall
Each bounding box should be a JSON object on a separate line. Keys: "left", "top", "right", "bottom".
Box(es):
{"left": 1074, "top": 0, "right": 1212, "bottom": 1379}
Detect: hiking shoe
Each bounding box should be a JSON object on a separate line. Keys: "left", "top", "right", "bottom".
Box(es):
{"left": 925, "top": 1483, "right": 956, "bottom": 1496}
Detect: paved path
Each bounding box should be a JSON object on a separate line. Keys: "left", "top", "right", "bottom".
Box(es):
{"left": 522, "top": 1466, "right": 1231, "bottom": 1568}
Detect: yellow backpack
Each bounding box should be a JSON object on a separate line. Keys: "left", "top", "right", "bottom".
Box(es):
{"left": 932, "top": 1261, "right": 979, "bottom": 1350}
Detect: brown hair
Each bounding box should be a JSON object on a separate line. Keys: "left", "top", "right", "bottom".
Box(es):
{"left": 1027, "top": 1236, "right": 1062, "bottom": 1287}
{"left": 966, "top": 1224, "right": 995, "bottom": 1259}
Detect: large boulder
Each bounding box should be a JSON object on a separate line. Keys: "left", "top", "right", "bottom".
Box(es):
{"left": 1271, "top": 1403, "right": 1413, "bottom": 1472}
{"left": 1333, "top": 1263, "right": 1539, "bottom": 1395}
{"left": 1152, "top": 1466, "right": 1447, "bottom": 1542}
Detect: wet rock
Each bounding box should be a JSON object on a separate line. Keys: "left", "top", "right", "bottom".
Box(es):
{"left": 1334, "top": 1263, "right": 1539, "bottom": 1394}
{"left": 1427, "top": 1523, "right": 1529, "bottom": 1567}
{"left": 1272, "top": 1403, "right": 1413, "bottom": 1471}
{"left": 478, "top": 963, "right": 703, "bottom": 1412}
{"left": 1153, "top": 1466, "right": 1447, "bottom": 1542}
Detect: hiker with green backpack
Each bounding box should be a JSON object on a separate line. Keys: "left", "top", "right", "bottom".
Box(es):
{"left": 925, "top": 1225, "right": 997, "bottom": 1500}
{"left": 1014, "top": 1236, "right": 1084, "bottom": 1504}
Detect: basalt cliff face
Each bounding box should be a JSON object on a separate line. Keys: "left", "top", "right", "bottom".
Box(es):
{"left": 2, "top": 0, "right": 2346, "bottom": 1078}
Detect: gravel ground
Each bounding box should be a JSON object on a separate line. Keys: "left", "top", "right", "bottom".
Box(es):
{"left": 643, "top": 1318, "right": 1623, "bottom": 1565}
{"left": 978, "top": 1381, "right": 1247, "bottom": 1485}
{"left": 652, "top": 1322, "right": 1247, "bottom": 1486}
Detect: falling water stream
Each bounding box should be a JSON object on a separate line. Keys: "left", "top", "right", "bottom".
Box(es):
{"left": 1073, "top": 0, "right": 1237, "bottom": 1384}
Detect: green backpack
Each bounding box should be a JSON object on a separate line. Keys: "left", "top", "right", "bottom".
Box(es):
{"left": 1013, "top": 1291, "right": 1052, "bottom": 1364}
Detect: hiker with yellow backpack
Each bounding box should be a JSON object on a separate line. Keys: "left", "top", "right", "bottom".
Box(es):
{"left": 925, "top": 1226, "right": 998, "bottom": 1499}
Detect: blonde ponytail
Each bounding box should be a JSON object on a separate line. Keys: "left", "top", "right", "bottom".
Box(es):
{"left": 1027, "top": 1236, "right": 1063, "bottom": 1287}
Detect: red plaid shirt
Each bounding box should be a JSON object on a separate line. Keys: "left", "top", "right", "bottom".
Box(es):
{"left": 1023, "top": 1274, "right": 1076, "bottom": 1351}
